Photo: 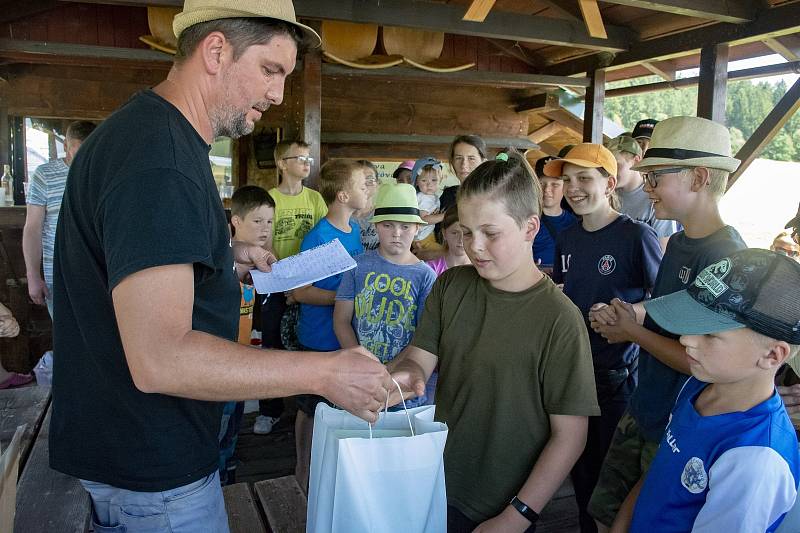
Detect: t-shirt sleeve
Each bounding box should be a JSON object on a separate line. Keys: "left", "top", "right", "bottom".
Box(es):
{"left": 639, "top": 225, "right": 662, "bottom": 292}
{"left": 98, "top": 169, "right": 213, "bottom": 290}
{"left": 411, "top": 271, "right": 447, "bottom": 357}
{"left": 539, "top": 299, "right": 600, "bottom": 416}
{"left": 691, "top": 447, "right": 797, "bottom": 533}
{"left": 336, "top": 264, "right": 357, "bottom": 301}
{"left": 651, "top": 218, "right": 678, "bottom": 239}
{"left": 27, "top": 166, "right": 48, "bottom": 206}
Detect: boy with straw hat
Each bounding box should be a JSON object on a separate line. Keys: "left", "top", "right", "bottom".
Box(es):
{"left": 51, "top": 2, "right": 393, "bottom": 531}
{"left": 587, "top": 116, "right": 748, "bottom": 532}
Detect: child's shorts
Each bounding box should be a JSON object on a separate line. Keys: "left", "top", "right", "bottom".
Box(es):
{"left": 414, "top": 232, "right": 442, "bottom": 252}
{"left": 587, "top": 412, "right": 659, "bottom": 527}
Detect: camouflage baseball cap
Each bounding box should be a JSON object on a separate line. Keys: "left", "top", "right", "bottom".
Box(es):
{"left": 606, "top": 135, "right": 643, "bottom": 157}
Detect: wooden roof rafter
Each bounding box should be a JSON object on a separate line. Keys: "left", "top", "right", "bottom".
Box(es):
{"left": 600, "top": 0, "right": 757, "bottom": 24}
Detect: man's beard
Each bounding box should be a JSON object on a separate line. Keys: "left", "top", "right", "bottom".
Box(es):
{"left": 211, "top": 103, "right": 253, "bottom": 139}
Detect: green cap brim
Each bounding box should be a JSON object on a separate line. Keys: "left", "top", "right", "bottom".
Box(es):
{"left": 644, "top": 290, "right": 746, "bottom": 336}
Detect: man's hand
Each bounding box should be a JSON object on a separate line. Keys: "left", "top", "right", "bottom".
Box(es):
{"left": 472, "top": 507, "right": 531, "bottom": 533}
{"left": 27, "top": 275, "right": 49, "bottom": 306}
{"left": 232, "top": 241, "right": 276, "bottom": 280}
{"left": 319, "top": 346, "right": 393, "bottom": 423}
{"left": 778, "top": 384, "right": 800, "bottom": 415}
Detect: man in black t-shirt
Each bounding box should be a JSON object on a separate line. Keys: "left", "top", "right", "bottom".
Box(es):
{"left": 51, "top": 2, "right": 392, "bottom": 531}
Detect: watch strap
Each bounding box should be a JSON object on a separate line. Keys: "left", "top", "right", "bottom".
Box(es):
{"left": 510, "top": 496, "right": 539, "bottom": 524}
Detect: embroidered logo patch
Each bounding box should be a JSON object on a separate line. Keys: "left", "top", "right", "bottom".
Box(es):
{"left": 694, "top": 258, "right": 732, "bottom": 298}
{"left": 598, "top": 255, "right": 616, "bottom": 276}
{"left": 681, "top": 457, "right": 708, "bottom": 494}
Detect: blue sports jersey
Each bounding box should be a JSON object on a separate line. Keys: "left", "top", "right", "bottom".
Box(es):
{"left": 297, "top": 218, "right": 364, "bottom": 351}
{"left": 631, "top": 378, "right": 799, "bottom": 533}
{"left": 553, "top": 215, "right": 661, "bottom": 374}
{"left": 533, "top": 210, "right": 577, "bottom": 269}
{"left": 628, "top": 225, "right": 747, "bottom": 441}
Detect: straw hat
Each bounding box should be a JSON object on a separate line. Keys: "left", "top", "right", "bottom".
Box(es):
{"left": 543, "top": 143, "right": 617, "bottom": 177}
{"left": 633, "top": 116, "right": 740, "bottom": 172}
{"left": 173, "top": 0, "right": 321, "bottom": 48}
{"left": 370, "top": 184, "right": 427, "bottom": 225}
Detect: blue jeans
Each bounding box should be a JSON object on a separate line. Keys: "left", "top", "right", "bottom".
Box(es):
{"left": 80, "top": 471, "right": 229, "bottom": 532}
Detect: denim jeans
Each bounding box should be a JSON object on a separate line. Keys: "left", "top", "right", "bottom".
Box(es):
{"left": 80, "top": 471, "right": 229, "bottom": 533}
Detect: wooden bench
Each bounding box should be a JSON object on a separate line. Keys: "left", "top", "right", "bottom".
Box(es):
{"left": 224, "top": 476, "right": 307, "bottom": 533}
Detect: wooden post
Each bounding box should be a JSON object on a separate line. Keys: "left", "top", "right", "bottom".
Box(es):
{"left": 583, "top": 68, "right": 605, "bottom": 143}
{"left": 10, "top": 117, "right": 25, "bottom": 205}
{"left": 302, "top": 49, "right": 322, "bottom": 190}
{"left": 697, "top": 43, "right": 729, "bottom": 124}
{"left": 729, "top": 77, "right": 800, "bottom": 189}
{"left": 0, "top": 107, "right": 8, "bottom": 168}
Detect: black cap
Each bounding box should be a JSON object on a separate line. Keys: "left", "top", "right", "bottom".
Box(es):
{"left": 535, "top": 156, "right": 556, "bottom": 178}
{"left": 632, "top": 119, "right": 658, "bottom": 140}
{"left": 785, "top": 202, "right": 800, "bottom": 231}
{"left": 645, "top": 249, "right": 800, "bottom": 343}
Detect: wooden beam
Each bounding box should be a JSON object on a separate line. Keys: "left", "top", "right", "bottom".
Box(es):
{"left": 321, "top": 64, "right": 591, "bottom": 89}
{"left": 605, "top": 60, "right": 800, "bottom": 98}
{"left": 62, "top": 0, "right": 634, "bottom": 52}
{"left": 578, "top": 0, "right": 608, "bottom": 39}
{"left": 697, "top": 43, "right": 729, "bottom": 124}
{"left": 485, "top": 39, "right": 543, "bottom": 69}
{"left": 0, "top": 39, "right": 172, "bottom": 70}
{"left": 583, "top": 69, "right": 605, "bottom": 143}
{"left": 0, "top": 107, "right": 8, "bottom": 168}
{"left": 546, "top": 1, "right": 800, "bottom": 75}
{"left": 302, "top": 49, "right": 321, "bottom": 189}
{"left": 514, "top": 93, "right": 561, "bottom": 113}
{"left": 528, "top": 121, "right": 565, "bottom": 144}
{"left": 600, "top": 0, "right": 756, "bottom": 24}
{"left": 322, "top": 132, "right": 538, "bottom": 150}
{"left": 463, "top": 0, "right": 497, "bottom": 22}
{"left": 729, "top": 77, "right": 800, "bottom": 189}
{"left": 641, "top": 60, "right": 676, "bottom": 81}
{"left": 764, "top": 37, "right": 800, "bottom": 62}
{"left": 0, "top": 0, "right": 59, "bottom": 24}
{"left": 538, "top": 0, "right": 583, "bottom": 21}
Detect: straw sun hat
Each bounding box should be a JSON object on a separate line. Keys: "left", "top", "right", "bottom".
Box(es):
{"left": 633, "top": 116, "right": 740, "bottom": 173}
{"left": 173, "top": 0, "right": 321, "bottom": 48}
{"left": 370, "top": 184, "right": 427, "bottom": 225}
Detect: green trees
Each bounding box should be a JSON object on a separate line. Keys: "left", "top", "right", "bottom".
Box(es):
{"left": 604, "top": 76, "right": 800, "bottom": 162}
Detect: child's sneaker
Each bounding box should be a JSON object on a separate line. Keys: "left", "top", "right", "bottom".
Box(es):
{"left": 253, "top": 415, "right": 279, "bottom": 435}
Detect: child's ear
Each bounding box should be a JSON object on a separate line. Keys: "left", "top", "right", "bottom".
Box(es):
{"left": 690, "top": 167, "right": 711, "bottom": 192}
{"left": 525, "top": 215, "right": 540, "bottom": 242}
{"left": 607, "top": 174, "right": 618, "bottom": 195}
{"left": 758, "top": 340, "right": 791, "bottom": 370}
{"left": 336, "top": 189, "right": 349, "bottom": 204}
{"left": 230, "top": 214, "right": 242, "bottom": 229}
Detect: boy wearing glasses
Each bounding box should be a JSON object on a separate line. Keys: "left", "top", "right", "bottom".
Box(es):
{"left": 254, "top": 140, "right": 328, "bottom": 435}
{"left": 586, "top": 116, "right": 747, "bottom": 532}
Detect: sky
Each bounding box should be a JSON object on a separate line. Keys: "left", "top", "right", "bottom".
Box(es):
{"left": 678, "top": 53, "right": 799, "bottom": 86}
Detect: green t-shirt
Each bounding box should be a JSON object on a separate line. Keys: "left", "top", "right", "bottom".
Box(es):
{"left": 412, "top": 266, "right": 600, "bottom": 521}
{"left": 269, "top": 186, "right": 328, "bottom": 259}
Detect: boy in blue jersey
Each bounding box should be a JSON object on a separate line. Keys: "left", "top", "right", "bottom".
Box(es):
{"left": 532, "top": 156, "right": 577, "bottom": 274}
{"left": 611, "top": 249, "right": 800, "bottom": 533}
{"left": 547, "top": 143, "right": 662, "bottom": 533}
{"left": 290, "top": 158, "right": 368, "bottom": 492}
{"left": 586, "top": 116, "right": 748, "bottom": 531}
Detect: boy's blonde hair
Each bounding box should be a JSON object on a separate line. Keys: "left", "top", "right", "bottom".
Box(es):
{"left": 319, "top": 159, "right": 363, "bottom": 205}
{"left": 458, "top": 148, "right": 542, "bottom": 226}
{"left": 706, "top": 168, "right": 729, "bottom": 199}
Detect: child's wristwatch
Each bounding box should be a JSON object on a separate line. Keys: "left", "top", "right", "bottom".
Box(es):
{"left": 510, "top": 496, "right": 539, "bottom": 525}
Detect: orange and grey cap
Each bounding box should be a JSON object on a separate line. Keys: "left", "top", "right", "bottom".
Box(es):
{"left": 543, "top": 143, "right": 618, "bottom": 178}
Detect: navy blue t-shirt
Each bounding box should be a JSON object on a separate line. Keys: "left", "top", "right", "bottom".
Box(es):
{"left": 533, "top": 210, "right": 578, "bottom": 269}
{"left": 628, "top": 225, "right": 747, "bottom": 442}
{"left": 553, "top": 215, "right": 661, "bottom": 373}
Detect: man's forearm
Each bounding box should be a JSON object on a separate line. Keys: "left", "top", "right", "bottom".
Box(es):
{"left": 626, "top": 323, "right": 690, "bottom": 374}
{"left": 130, "top": 329, "right": 329, "bottom": 401}
{"left": 22, "top": 224, "right": 43, "bottom": 279}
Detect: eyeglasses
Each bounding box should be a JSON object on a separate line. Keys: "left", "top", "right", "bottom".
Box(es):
{"left": 641, "top": 167, "right": 687, "bottom": 189}
{"left": 282, "top": 155, "right": 315, "bottom": 165}
{"left": 364, "top": 178, "right": 377, "bottom": 187}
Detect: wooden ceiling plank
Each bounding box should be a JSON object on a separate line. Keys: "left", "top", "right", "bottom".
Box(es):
{"left": 528, "top": 121, "right": 565, "bottom": 143}
{"left": 463, "top": 0, "right": 498, "bottom": 22}
{"left": 601, "top": 0, "right": 756, "bottom": 24}
{"left": 578, "top": 0, "right": 608, "bottom": 39}
{"left": 641, "top": 60, "right": 676, "bottom": 81}
{"left": 763, "top": 37, "right": 800, "bottom": 62}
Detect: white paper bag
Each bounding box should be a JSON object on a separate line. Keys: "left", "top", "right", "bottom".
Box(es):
{"left": 307, "top": 402, "right": 448, "bottom": 533}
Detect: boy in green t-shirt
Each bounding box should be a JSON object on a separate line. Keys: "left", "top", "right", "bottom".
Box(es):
{"left": 255, "top": 140, "right": 328, "bottom": 435}
{"left": 390, "top": 150, "right": 600, "bottom": 532}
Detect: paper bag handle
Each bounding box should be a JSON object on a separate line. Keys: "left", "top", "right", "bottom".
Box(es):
{"left": 368, "top": 378, "right": 415, "bottom": 439}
